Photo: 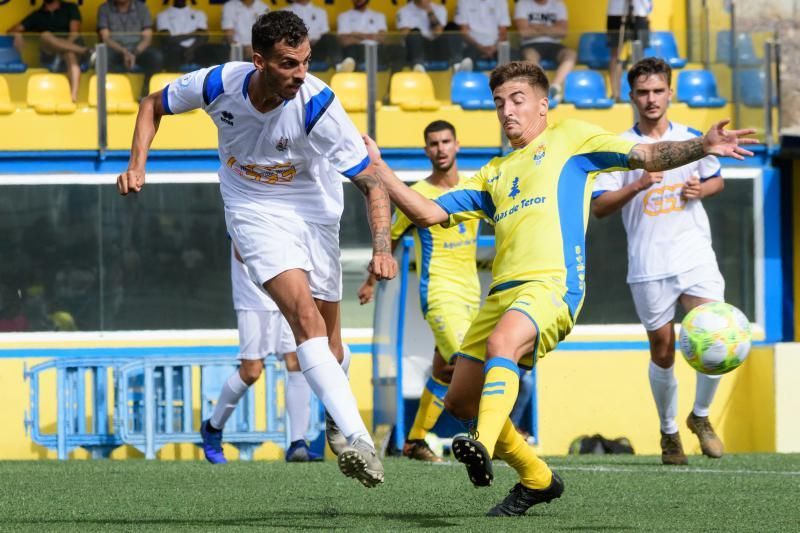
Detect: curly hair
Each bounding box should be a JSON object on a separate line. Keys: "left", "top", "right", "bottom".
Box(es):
{"left": 627, "top": 57, "right": 672, "bottom": 90}
{"left": 252, "top": 11, "right": 309, "bottom": 56}
{"left": 489, "top": 61, "right": 550, "bottom": 94}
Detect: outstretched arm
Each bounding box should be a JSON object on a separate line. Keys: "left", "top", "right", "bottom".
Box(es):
{"left": 351, "top": 171, "right": 397, "bottom": 281}
{"left": 628, "top": 119, "right": 757, "bottom": 172}
{"left": 117, "top": 90, "right": 166, "bottom": 195}
{"left": 363, "top": 135, "right": 449, "bottom": 228}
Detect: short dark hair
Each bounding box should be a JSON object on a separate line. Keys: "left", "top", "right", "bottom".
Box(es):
{"left": 423, "top": 120, "right": 456, "bottom": 142}
{"left": 251, "top": 11, "right": 309, "bottom": 56}
{"left": 489, "top": 61, "right": 549, "bottom": 94}
{"left": 627, "top": 57, "right": 672, "bottom": 90}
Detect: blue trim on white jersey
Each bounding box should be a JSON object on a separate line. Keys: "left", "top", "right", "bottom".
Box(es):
{"left": 161, "top": 84, "right": 173, "bottom": 114}
{"left": 304, "top": 87, "right": 335, "bottom": 134}
{"left": 242, "top": 68, "right": 256, "bottom": 100}
{"left": 434, "top": 190, "right": 497, "bottom": 220}
{"left": 700, "top": 168, "right": 722, "bottom": 182}
{"left": 202, "top": 65, "right": 225, "bottom": 105}
{"left": 591, "top": 189, "right": 608, "bottom": 199}
{"left": 687, "top": 126, "right": 703, "bottom": 137}
{"left": 341, "top": 155, "right": 370, "bottom": 179}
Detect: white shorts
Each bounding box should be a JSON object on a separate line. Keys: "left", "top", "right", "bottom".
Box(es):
{"left": 629, "top": 264, "right": 725, "bottom": 331}
{"left": 225, "top": 206, "right": 342, "bottom": 302}
{"left": 237, "top": 310, "right": 296, "bottom": 360}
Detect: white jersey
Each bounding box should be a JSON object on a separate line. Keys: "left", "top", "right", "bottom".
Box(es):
{"left": 396, "top": 2, "right": 448, "bottom": 40}
{"left": 221, "top": 0, "right": 269, "bottom": 46}
{"left": 231, "top": 245, "right": 277, "bottom": 311}
{"left": 607, "top": 0, "right": 652, "bottom": 17}
{"left": 162, "top": 63, "right": 369, "bottom": 224}
{"left": 593, "top": 122, "right": 722, "bottom": 284}
{"left": 156, "top": 6, "right": 208, "bottom": 47}
{"left": 337, "top": 8, "right": 387, "bottom": 44}
{"left": 283, "top": 1, "right": 329, "bottom": 43}
{"left": 455, "top": 0, "right": 511, "bottom": 47}
{"left": 513, "top": 0, "right": 567, "bottom": 45}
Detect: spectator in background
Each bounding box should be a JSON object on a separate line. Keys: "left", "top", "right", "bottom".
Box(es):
{"left": 97, "top": 0, "right": 163, "bottom": 96}
{"left": 396, "top": 0, "right": 469, "bottom": 73}
{"left": 6, "top": 0, "right": 92, "bottom": 102}
{"left": 455, "top": 0, "right": 510, "bottom": 67}
{"left": 336, "top": 0, "right": 404, "bottom": 73}
{"left": 221, "top": 0, "right": 269, "bottom": 60}
{"left": 156, "top": 0, "right": 228, "bottom": 70}
{"left": 513, "top": 0, "right": 574, "bottom": 103}
{"left": 607, "top": 0, "right": 652, "bottom": 100}
{"left": 284, "top": 0, "right": 342, "bottom": 70}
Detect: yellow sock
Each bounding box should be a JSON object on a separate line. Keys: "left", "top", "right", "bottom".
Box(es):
{"left": 495, "top": 417, "right": 552, "bottom": 489}
{"left": 407, "top": 376, "right": 448, "bottom": 441}
{"left": 476, "top": 358, "right": 520, "bottom": 457}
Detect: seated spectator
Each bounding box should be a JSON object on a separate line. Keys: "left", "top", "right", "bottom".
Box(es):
{"left": 156, "top": 0, "right": 228, "bottom": 70}
{"left": 97, "top": 0, "right": 163, "bottom": 95}
{"left": 6, "top": 0, "right": 92, "bottom": 102}
{"left": 513, "top": 0, "right": 575, "bottom": 102}
{"left": 396, "top": 0, "right": 469, "bottom": 73}
{"left": 455, "top": 0, "right": 510, "bottom": 66}
{"left": 336, "top": 0, "right": 404, "bottom": 73}
{"left": 221, "top": 0, "right": 269, "bottom": 61}
{"left": 284, "top": 0, "right": 342, "bottom": 70}
{"left": 607, "top": 0, "right": 652, "bottom": 100}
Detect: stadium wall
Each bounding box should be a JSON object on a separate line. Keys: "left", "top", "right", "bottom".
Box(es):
{"left": 1, "top": 332, "right": 795, "bottom": 459}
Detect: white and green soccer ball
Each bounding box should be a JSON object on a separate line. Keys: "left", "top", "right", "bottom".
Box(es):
{"left": 679, "top": 302, "right": 752, "bottom": 375}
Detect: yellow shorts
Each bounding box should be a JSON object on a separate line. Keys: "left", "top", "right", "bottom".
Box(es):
{"left": 457, "top": 281, "right": 575, "bottom": 369}
{"left": 425, "top": 303, "right": 479, "bottom": 364}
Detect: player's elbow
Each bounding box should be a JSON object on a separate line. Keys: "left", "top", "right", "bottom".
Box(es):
{"left": 590, "top": 201, "right": 610, "bottom": 219}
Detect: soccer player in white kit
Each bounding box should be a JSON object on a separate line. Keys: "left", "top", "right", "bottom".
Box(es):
{"left": 117, "top": 11, "right": 396, "bottom": 487}
{"left": 592, "top": 58, "right": 727, "bottom": 465}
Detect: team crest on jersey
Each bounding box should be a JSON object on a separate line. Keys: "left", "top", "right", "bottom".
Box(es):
{"left": 533, "top": 144, "right": 546, "bottom": 165}
{"left": 275, "top": 136, "right": 289, "bottom": 152}
{"left": 220, "top": 110, "right": 234, "bottom": 126}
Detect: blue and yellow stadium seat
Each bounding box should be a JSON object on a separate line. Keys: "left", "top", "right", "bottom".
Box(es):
{"left": 89, "top": 74, "right": 138, "bottom": 114}
{"left": 0, "top": 44, "right": 27, "bottom": 74}
{"left": 26, "top": 74, "right": 77, "bottom": 114}
{"left": 716, "top": 31, "right": 762, "bottom": 67}
{"left": 0, "top": 76, "right": 15, "bottom": 114}
{"left": 676, "top": 70, "right": 727, "bottom": 108}
{"left": 736, "top": 69, "right": 773, "bottom": 108}
{"left": 645, "top": 31, "right": 687, "bottom": 68}
{"left": 618, "top": 72, "right": 632, "bottom": 103}
{"left": 148, "top": 72, "right": 184, "bottom": 94}
{"left": 389, "top": 72, "right": 441, "bottom": 111}
{"left": 450, "top": 71, "right": 493, "bottom": 110}
{"left": 563, "top": 70, "right": 613, "bottom": 109}
{"left": 577, "top": 33, "right": 610, "bottom": 69}
{"left": 330, "top": 72, "right": 382, "bottom": 112}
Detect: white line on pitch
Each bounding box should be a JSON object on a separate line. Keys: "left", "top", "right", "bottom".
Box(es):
{"left": 422, "top": 461, "right": 800, "bottom": 476}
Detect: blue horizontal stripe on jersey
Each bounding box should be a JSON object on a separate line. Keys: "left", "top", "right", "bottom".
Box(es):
{"left": 304, "top": 87, "right": 335, "bottom": 134}
{"left": 688, "top": 126, "right": 703, "bottom": 137}
{"left": 483, "top": 381, "right": 506, "bottom": 388}
{"left": 481, "top": 390, "right": 506, "bottom": 396}
{"left": 242, "top": 68, "right": 256, "bottom": 100}
{"left": 484, "top": 357, "right": 519, "bottom": 376}
{"left": 434, "top": 189, "right": 496, "bottom": 220}
{"left": 341, "top": 155, "right": 370, "bottom": 179}
{"left": 161, "top": 84, "right": 173, "bottom": 114}
{"left": 203, "top": 65, "right": 224, "bottom": 105}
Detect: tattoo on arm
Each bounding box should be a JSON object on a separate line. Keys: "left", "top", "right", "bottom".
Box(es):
{"left": 628, "top": 137, "right": 705, "bottom": 171}
{"left": 352, "top": 173, "right": 392, "bottom": 254}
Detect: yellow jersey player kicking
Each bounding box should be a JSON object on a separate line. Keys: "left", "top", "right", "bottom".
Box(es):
{"left": 358, "top": 120, "right": 480, "bottom": 462}
{"left": 364, "top": 61, "right": 757, "bottom": 516}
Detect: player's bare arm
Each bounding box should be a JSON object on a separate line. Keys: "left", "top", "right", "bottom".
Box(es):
{"left": 592, "top": 171, "right": 663, "bottom": 218}
{"left": 363, "top": 135, "right": 449, "bottom": 228}
{"left": 117, "top": 90, "right": 167, "bottom": 196}
{"left": 628, "top": 119, "right": 758, "bottom": 172}
{"left": 681, "top": 174, "right": 724, "bottom": 201}
{"left": 351, "top": 171, "right": 398, "bottom": 281}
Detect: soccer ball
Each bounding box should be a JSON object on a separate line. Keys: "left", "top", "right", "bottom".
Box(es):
{"left": 679, "top": 302, "right": 752, "bottom": 375}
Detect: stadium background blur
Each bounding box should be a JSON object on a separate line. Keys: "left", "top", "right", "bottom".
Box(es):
{"left": 0, "top": 0, "right": 798, "bottom": 462}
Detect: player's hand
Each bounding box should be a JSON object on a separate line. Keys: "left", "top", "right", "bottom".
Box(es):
{"left": 681, "top": 176, "right": 702, "bottom": 200}
{"left": 357, "top": 280, "right": 375, "bottom": 305}
{"left": 369, "top": 252, "right": 397, "bottom": 281}
{"left": 117, "top": 169, "right": 145, "bottom": 195}
{"left": 362, "top": 135, "right": 382, "bottom": 163}
{"left": 702, "top": 119, "right": 758, "bottom": 160}
{"left": 637, "top": 171, "right": 663, "bottom": 190}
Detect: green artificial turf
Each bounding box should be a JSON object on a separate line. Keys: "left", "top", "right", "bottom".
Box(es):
{"left": 1, "top": 454, "right": 798, "bottom": 531}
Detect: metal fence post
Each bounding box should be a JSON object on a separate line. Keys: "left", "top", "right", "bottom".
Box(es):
{"left": 763, "top": 41, "right": 775, "bottom": 150}
{"left": 365, "top": 42, "right": 378, "bottom": 142}
{"left": 95, "top": 44, "right": 108, "bottom": 158}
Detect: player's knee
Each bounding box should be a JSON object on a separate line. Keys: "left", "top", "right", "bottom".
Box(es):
{"left": 486, "top": 333, "right": 515, "bottom": 359}
{"left": 432, "top": 364, "right": 453, "bottom": 384}
{"left": 239, "top": 361, "right": 263, "bottom": 385}
{"left": 289, "top": 305, "right": 325, "bottom": 341}
{"left": 443, "top": 395, "right": 474, "bottom": 420}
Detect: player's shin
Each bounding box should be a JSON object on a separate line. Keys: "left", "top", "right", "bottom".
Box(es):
{"left": 209, "top": 370, "right": 249, "bottom": 430}
{"left": 495, "top": 417, "right": 552, "bottom": 489}
{"left": 296, "top": 337, "right": 372, "bottom": 445}
{"left": 286, "top": 371, "right": 312, "bottom": 442}
{"left": 408, "top": 375, "right": 448, "bottom": 441}
{"left": 692, "top": 372, "right": 722, "bottom": 417}
{"left": 476, "top": 357, "right": 520, "bottom": 456}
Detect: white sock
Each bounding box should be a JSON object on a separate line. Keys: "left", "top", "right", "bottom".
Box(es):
{"left": 648, "top": 361, "right": 679, "bottom": 434}
{"left": 286, "top": 370, "right": 311, "bottom": 442}
{"left": 210, "top": 370, "right": 249, "bottom": 430}
{"left": 341, "top": 343, "right": 352, "bottom": 376}
{"left": 692, "top": 372, "right": 722, "bottom": 417}
{"left": 297, "top": 337, "right": 372, "bottom": 446}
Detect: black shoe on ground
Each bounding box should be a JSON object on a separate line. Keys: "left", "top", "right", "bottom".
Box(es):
{"left": 452, "top": 435, "right": 493, "bottom": 487}
{"left": 487, "top": 472, "right": 565, "bottom": 517}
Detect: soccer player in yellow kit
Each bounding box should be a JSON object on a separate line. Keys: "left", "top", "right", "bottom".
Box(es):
{"left": 364, "top": 61, "right": 757, "bottom": 516}
{"left": 359, "top": 120, "right": 480, "bottom": 462}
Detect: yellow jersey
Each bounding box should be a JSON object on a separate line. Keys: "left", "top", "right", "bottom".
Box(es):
{"left": 433, "top": 119, "right": 636, "bottom": 319}
{"left": 391, "top": 178, "right": 481, "bottom": 315}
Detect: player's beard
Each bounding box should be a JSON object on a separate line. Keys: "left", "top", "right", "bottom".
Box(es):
{"left": 433, "top": 158, "right": 454, "bottom": 172}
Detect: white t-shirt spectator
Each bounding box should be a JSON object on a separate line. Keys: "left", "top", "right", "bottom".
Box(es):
{"left": 514, "top": 0, "right": 567, "bottom": 45}
{"left": 607, "top": 0, "right": 652, "bottom": 17}
{"left": 396, "top": 2, "right": 448, "bottom": 40}
{"left": 337, "top": 8, "right": 387, "bottom": 45}
{"left": 221, "top": 0, "right": 269, "bottom": 46}
{"left": 157, "top": 6, "right": 208, "bottom": 48}
{"left": 284, "top": 1, "right": 329, "bottom": 43}
{"left": 455, "top": 0, "right": 510, "bottom": 47}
